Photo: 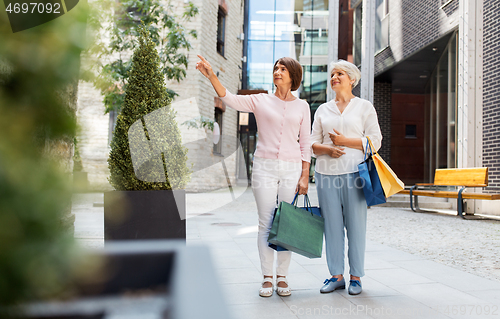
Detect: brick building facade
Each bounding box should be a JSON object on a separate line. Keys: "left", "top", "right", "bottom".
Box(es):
{"left": 482, "top": 0, "right": 500, "bottom": 193}
{"left": 373, "top": 82, "right": 392, "bottom": 163}
{"left": 357, "top": 0, "right": 499, "bottom": 214}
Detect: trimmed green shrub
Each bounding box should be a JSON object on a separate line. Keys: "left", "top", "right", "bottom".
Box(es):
{"left": 108, "top": 26, "right": 190, "bottom": 191}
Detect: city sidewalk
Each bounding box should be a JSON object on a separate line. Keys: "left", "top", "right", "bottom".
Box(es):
{"left": 72, "top": 184, "right": 500, "bottom": 319}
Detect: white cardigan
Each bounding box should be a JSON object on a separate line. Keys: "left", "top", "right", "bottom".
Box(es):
{"left": 310, "top": 97, "right": 383, "bottom": 175}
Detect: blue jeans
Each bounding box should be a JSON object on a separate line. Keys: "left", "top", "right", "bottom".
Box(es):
{"left": 315, "top": 172, "right": 367, "bottom": 277}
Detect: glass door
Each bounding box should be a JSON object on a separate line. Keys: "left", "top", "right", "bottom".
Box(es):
{"left": 425, "top": 32, "right": 458, "bottom": 181}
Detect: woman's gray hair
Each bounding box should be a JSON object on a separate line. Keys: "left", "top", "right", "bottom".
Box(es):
{"left": 329, "top": 60, "right": 361, "bottom": 88}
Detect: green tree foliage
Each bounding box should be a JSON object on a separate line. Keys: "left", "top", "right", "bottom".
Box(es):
{"left": 87, "top": 0, "right": 198, "bottom": 114}
{"left": 0, "top": 4, "right": 88, "bottom": 315}
{"left": 108, "top": 25, "right": 190, "bottom": 191}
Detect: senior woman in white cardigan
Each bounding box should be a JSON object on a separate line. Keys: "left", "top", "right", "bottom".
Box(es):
{"left": 311, "top": 60, "right": 382, "bottom": 295}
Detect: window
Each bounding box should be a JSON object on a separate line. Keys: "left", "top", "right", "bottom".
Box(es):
{"left": 303, "top": 0, "right": 327, "bottom": 11}
{"left": 375, "top": 0, "right": 389, "bottom": 53}
{"left": 300, "top": 65, "right": 328, "bottom": 110}
{"left": 405, "top": 125, "right": 417, "bottom": 139}
{"left": 302, "top": 29, "right": 329, "bottom": 56}
{"left": 214, "top": 108, "right": 223, "bottom": 154}
{"left": 353, "top": 4, "right": 362, "bottom": 66}
{"left": 217, "top": 7, "right": 226, "bottom": 56}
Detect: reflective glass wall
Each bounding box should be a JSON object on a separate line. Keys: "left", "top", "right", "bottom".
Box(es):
{"left": 246, "top": 0, "right": 330, "bottom": 111}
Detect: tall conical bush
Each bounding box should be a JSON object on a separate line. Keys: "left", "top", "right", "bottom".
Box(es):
{"left": 108, "top": 25, "right": 190, "bottom": 190}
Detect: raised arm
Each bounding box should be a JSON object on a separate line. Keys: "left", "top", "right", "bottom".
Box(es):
{"left": 196, "top": 55, "right": 256, "bottom": 113}
{"left": 196, "top": 55, "right": 226, "bottom": 97}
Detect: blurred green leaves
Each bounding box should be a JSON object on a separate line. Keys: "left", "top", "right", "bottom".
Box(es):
{"left": 0, "top": 0, "right": 88, "bottom": 313}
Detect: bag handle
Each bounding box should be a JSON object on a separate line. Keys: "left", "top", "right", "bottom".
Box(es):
{"left": 288, "top": 192, "right": 304, "bottom": 206}
{"left": 364, "top": 136, "right": 379, "bottom": 160}
{"left": 367, "top": 136, "right": 378, "bottom": 155}
{"left": 363, "top": 137, "right": 373, "bottom": 160}
{"left": 292, "top": 192, "right": 315, "bottom": 216}
{"left": 292, "top": 192, "right": 309, "bottom": 208}
{"left": 303, "top": 194, "right": 313, "bottom": 211}
{"left": 292, "top": 192, "right": 299, "bottom": 205}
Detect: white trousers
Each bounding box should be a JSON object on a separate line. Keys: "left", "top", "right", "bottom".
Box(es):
{"left": 251, "top": 156, "right": 302, "bottom": 277}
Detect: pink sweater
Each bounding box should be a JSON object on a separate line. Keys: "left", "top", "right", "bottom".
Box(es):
{"left": 221, "top": 91, "right": 311, "bottom": 163}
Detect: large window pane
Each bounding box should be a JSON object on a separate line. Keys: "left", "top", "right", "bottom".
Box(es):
{"left": 303, "top": 29, "right": 329, "bottom": 56}
{"left": 274, "top": 40, "right": 296, "bottom": 60}
{"left": 248, "top": 41, "right": 275, "bottom": 91}
{"left": 375, "top": 0, "right": 389, "bottom": 53}
{"left": 248, "top": 0, "right": 275, "bottom": 41}
{"left": 303, "top": 0, "right": 328, "bottom": 11}
{"left": 353, "top": 4, "right": 362, "bottom": 66}
{"left": 300, "top": 64, "right": 328, "bottom": 110}
{"left": 274, "top": 0, "right": 296, "bottom": 41}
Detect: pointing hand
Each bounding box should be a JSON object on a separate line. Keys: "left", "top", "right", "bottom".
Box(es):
{"left": 196, "top": 55, "right": 215, "bottom": 79}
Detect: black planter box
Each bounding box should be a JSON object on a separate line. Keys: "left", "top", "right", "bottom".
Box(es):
{"left": 104, "top": 190, "right": 186, "bottom": 241}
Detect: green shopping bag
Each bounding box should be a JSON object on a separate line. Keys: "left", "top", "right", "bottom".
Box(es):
{"left": 267, "top": 194, "right": 324, "bottom": 258}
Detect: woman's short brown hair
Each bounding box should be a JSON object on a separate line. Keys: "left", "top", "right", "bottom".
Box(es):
{"left": 273, "top": 57, "right": 303, "bottom": 91}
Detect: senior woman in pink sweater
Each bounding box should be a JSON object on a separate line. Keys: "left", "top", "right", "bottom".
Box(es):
{"left": 196, "top": 55, "right": 311, "bottom": 297}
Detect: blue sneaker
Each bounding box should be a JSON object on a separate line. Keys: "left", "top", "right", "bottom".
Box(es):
{"left": 348, "top": 280, "right": 362, "bottom": 295}
{"left": 320, "top": 277, "right": 345, "bottom": 293}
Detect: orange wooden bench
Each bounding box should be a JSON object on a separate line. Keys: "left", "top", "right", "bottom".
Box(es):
{"left": 398, "top": 168, "right": 500, "bottom": 218}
